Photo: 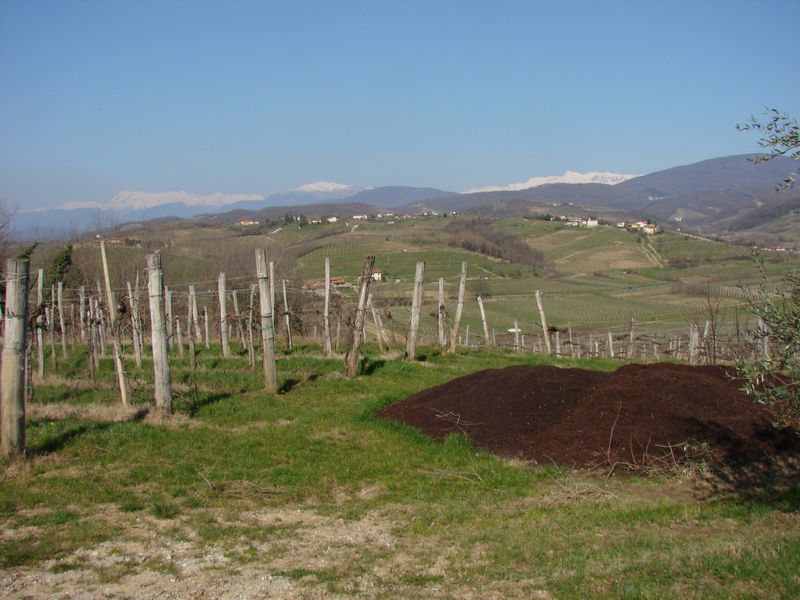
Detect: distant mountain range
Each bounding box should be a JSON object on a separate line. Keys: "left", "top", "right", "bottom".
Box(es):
{"left": 9, "top": 155, "right": 799, "bottom": 243}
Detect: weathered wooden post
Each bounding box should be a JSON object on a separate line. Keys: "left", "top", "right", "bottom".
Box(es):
{"left": 232, "top": 289, "right": 246, "bottom": 348}
{"left": 269, "top": 261, "right": 276, "bottom": 329}
{"left": 449, "top": 262, "right": 467, "bottom": 353}
{"left": 568, "top": 323, "right": 575, "bottom": 358}
{"left": 100, "top": 240, "right": 131, "bottom": 406}
{"left": 367, "top": 292, "right": 385, "bottom": 352}
{"left": 405, "top": 261, "right": 425, "bottom": 360}
{"left": 477, "top": 295, "right": 491, "bottom": 346}
{"left": 186, "top": 301, "right": 196, "bottom": 371}
{"left": 281, "top": 279, "right": 293, "bottom": 351}
{"left": 626, "top": 318, "right": 636, "bottom": 359}
{"left": 189, "top": 284, "right": 202, "bottom": 343}
{"left": 175, "top": 318, "right": 185, "bottom": 359}
{"left": 127, "top": 281, "right": 143, "bottom": 369}
{"left": 78, "top": 284, "right": 86, "bottom": 342}
{"left": 345, "top": 256, "right": 375, "bottom": 377}
{"left": 607, "top": 331, "right": 615, "bottom": 358}
{"left": 514, "top": 320, "right": 520, "bottom": 350}
{"left": 1, "top": 259, "right": 30, "bottom": 457}
{"left": 36, "top": 269, "right": 45, "bottom": 378}
{"left": 255, "top": 250, "right": 278, "bottom": 393}
{"left": 688, "top": 323, "right": 700, "bottom": 365}
{"left": 56, "top": 282, "right": 67, "bottom": 357}
{"left": 247, "top": 284, "right": 256, "bottom": 368}
{"left": 218, "top": 272, "right": 230, "bottom": 358}
{"left": 323, "top": 257, "right": 332, "bottom": 356}
{"left": 554, "top": 329, "right": 561, "bottom": 356}
{"left": 437, "top": 277, "right": 446, "bottom": 349}
{"left": 203, "top": 306, "right": 210, "bottom": 349}
{"left": 46, "top": 305, "right": 57, "bottom": 365}
{"left": 535, "top": 290, "right": 551, "bottom": 354}
{"left": 146, "top": 253, "right": 172, "bottom": 412}
{"left": 165, "top": 286, "right": 174, "bottom": 350}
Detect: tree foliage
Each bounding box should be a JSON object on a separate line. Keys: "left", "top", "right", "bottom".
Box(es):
{"left": 735, "top": 255, "right": 800, "bottom": 420}
{"left": 44, "top": 244, "right": 74, "bottom": 289}
{"left": 737, "top": 108, "right": 800, "bottom": 190}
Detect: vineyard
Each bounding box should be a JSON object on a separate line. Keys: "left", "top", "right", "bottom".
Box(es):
{"left": 1, "top": 217, "right": 799, "bottom": 598}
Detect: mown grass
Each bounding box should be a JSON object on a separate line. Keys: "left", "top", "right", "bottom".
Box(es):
{"left": 2, "top": 344, "right": 799, "bottom": 598}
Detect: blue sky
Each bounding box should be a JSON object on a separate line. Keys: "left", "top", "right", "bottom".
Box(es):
{"left": 1, "top": 0, "right": 798, "bottom": 208}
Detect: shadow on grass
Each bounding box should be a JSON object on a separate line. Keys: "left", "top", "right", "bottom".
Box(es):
{"left": 279, "top": 374, "right": 319, "bottom": 394}
{"left": 27, "top": 420, "right": 116, "bottom": 456}
{"left": 362, "top": 359, "right": 386, "bottom": 376}
{"left": 175, "top": 392, "right": 231, "bottom": 417}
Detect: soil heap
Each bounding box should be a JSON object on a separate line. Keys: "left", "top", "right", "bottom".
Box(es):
{"left": 378, "top": 363, "right": 800, "bottom": 469}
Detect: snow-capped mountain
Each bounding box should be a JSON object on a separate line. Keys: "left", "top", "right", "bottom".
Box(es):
{"left": 468, "top": 170, "right": 638, "bottom": 193}
{"left": 60, "top": 191, "right": 265, "bottom": 211}
{"left": 293, "top": 181, "right": 356, "bottom": 194}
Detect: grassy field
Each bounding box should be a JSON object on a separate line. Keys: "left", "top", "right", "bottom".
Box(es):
{"left": 2, "top": 344, "right": 799, "bottom": 598}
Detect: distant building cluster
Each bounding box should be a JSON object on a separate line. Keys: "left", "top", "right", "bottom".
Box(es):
{"left": 617, "top": 220, "right": 658, "bottom": 235}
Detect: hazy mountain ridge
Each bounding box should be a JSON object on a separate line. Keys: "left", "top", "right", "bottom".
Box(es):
{"left": 9, "top": 155, "right": 799, "bottom": 240}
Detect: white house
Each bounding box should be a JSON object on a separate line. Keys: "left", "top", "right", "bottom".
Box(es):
{"left": 371, "top": 269, "right": 382, "bottom": 282}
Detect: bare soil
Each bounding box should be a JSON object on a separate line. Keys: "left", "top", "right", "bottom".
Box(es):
{"left": 377, "top": 363, "right": 800, "bottom": 473}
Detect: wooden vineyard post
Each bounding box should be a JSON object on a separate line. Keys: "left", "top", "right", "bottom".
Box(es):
{"left": 165, "top": 287, "right": 174, "bottom": 350}
{"left": 449, "top": 262, "right": 467, "bottom": 353}
{"left": 323, "top": 257, "right": 332, "bottom": 356}
{"left": 134, "top": 275, "right": 145, "bottom": 367}
{"left": 514, "top": 320, "right": 520, "bottom": 350}
{"left": 255, "top": 250, "right": 278, "bottom": 393}
{"left": 218, "top": 272, "right": 230, "bottom": 358}
{"left": 188, "top": 285, "right": 199, "bottom": 346}
{"left": 688, "top": 323, "right": 700, "bottom": 365}
{"left": 100, "top": 240, "right": 132, "bottom": 406}
{"left": 405, "top": 261, "right": 425, "bottom": 360}
{"left": 1, "top": 259, "right": 30, "bottom": 457}
{"left": 465, "top": 323, "right": 470, "bottom": 347}
{"left": 568, "top": 323, "right": 575, "bottom": 358}
{"left": 281, "top": 279, "right": 292, "bottom": 351}
{"left": 437, "top": 277, "right": 446, "bottom": 349}
{"left": 186, "top": 299, "right": 196, "bottom": 371}
{"left": 57, "top": 282, "right": 67, "bottom": 357}
{"left": 127, "top": 281, "right": 143, "bottom": 369}
{"left": 203, "top": 306, "right": 210, "bottom": 349}
{"left": 269, "top": 261, "right": 276, "bottom": 329}
{"left": 367, "top": 293, "right": 385, "bottom": 352}
{"left": 78, "top": 284, "right": 86, "bottom": 342}
{"left": 247, "top": 285, "right": 256, "bottom": 369}
{"left": 190, "top": 284, "right": 202, "bottom": 343}
{"left": 554, "top": 330, "right": 561, "bottom": 356}
{"left": 477, "top": 295, "right": 491, "bottom": 346}
{"left": 607, "top": 332, "right": 615, "bottom": 358}
{"left": 146, "top": 254, "right": 172, "bottom": 412}
{"left": 36, "top": 269, "right": 45, "bottom": 378}
{"left": 232, "top": 289, "right": 246, "bottom": 348}
{"left": 46, "top": 303, "right": 57, "bottom": 365}
{"left": 534, "top": 290, "right": 552, "bottom": 354}
{"left": 176, "top": 318, "right": 185, "bottom": 359}
{"left": 345, "top": 256, "right": 375, "bottom": 377}
{"left": 627, "top": 318, "right": 636, "bottom": 359}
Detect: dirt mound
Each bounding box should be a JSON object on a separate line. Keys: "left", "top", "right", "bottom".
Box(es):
{"left": 378, "top": 363, "right": 800, "bottom": 470}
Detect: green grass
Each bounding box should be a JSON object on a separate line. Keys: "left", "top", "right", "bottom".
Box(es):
{"left": 2, "top": 344, "right": 799, "bottom": 597}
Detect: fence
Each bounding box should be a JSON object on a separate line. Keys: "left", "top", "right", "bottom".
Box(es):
{"left": 1, "top": 251, "right": 769, "bottom": 456}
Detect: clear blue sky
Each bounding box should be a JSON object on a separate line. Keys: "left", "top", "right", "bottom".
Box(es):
{"left": 1, "top": 0, "right": 798, "bottom": 208}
